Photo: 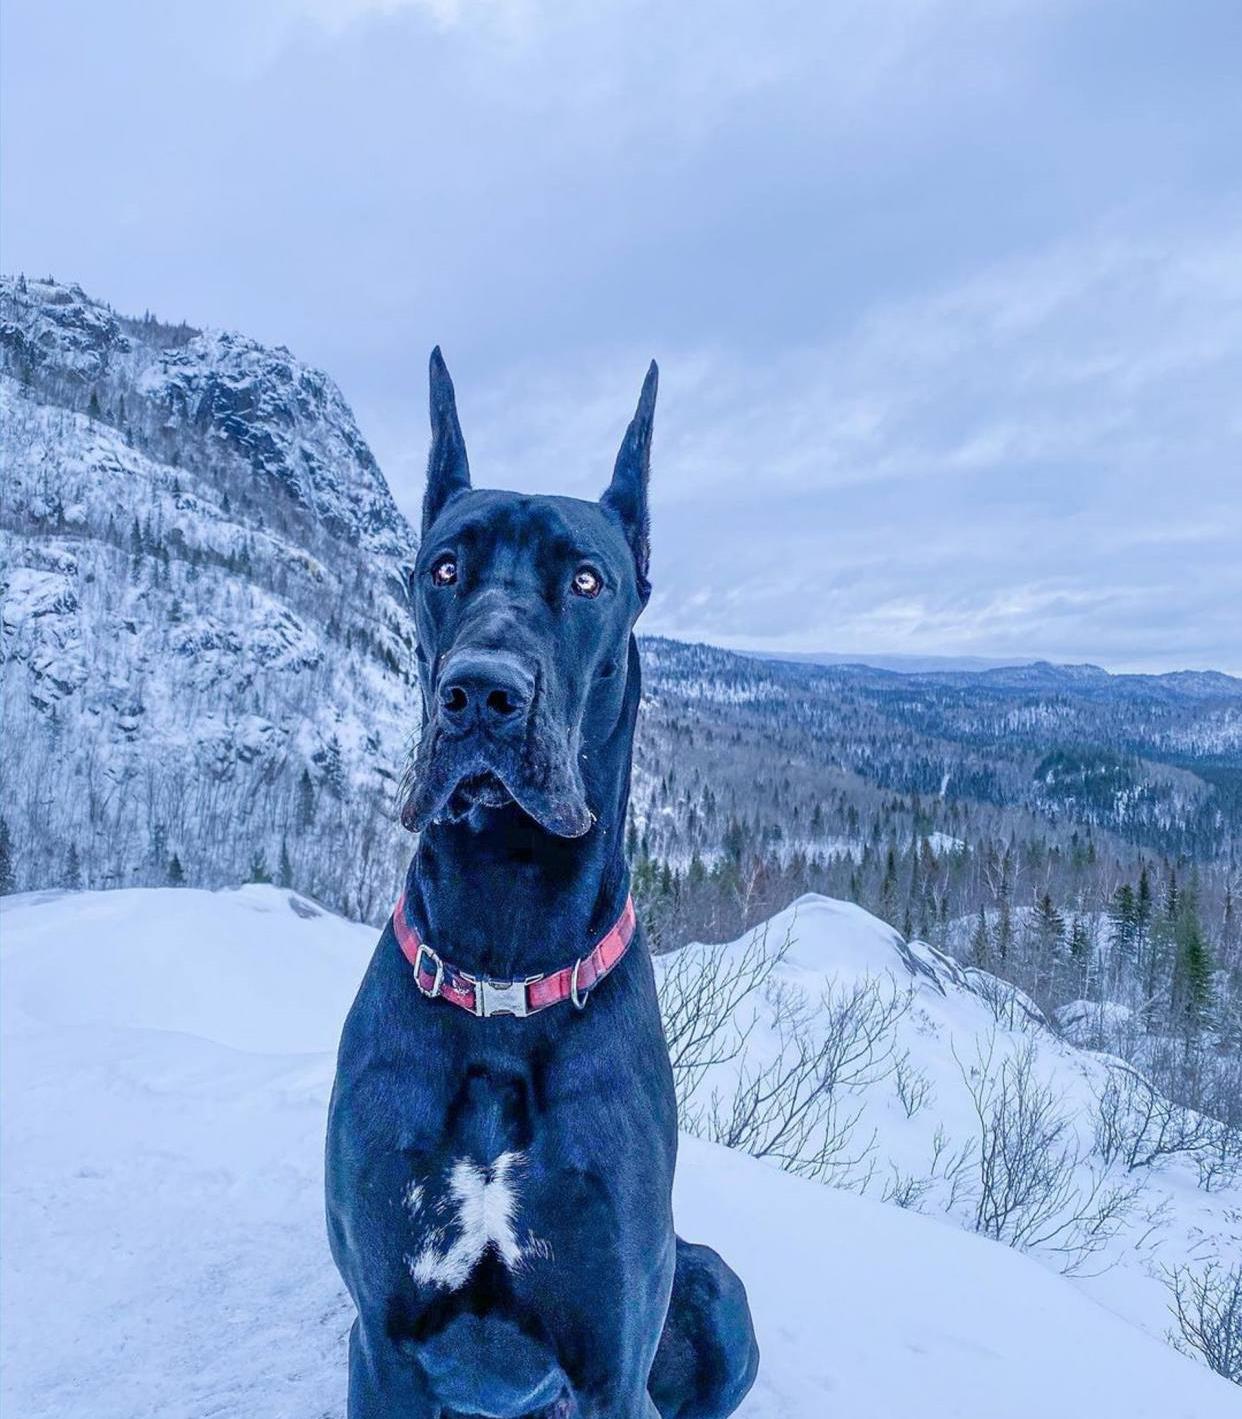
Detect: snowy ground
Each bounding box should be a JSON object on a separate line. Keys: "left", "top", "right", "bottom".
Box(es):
{"left": 668, "top": 895, "right": 1242, "bottom": 1348}
{"left": 2, "top": 886, "right": 1237, "bottom": 1418}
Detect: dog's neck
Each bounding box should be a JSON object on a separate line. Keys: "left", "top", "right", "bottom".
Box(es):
{"left": 403, "top": 641, "right": 640, "bottom": 981}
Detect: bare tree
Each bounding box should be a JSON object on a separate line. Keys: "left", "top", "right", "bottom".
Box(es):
{"left": 657, "top": 924, "right": 789, "bottom": 1108}
{"left": 893, "top": 1050, "right": 934, "bottom": 1119}
{"left": 1094, "top": 1063, "right": 1222, "bottom": 1174}
{"left": 956, "top": 1036, "right": 1142, "bottom": 1274}
{"left": 1166, "top": 1262, "right": 1242, "bottom": 1385}
{"left": 702, "top": 975, "right": 909, "bottom": 1188}
{"left": 882, "top": 1126, "right": 973, "bottom": 1212}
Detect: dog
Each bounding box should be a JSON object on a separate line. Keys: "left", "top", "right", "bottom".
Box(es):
{"left": 326, "top": 350, "right": 759, "bottom": 1419}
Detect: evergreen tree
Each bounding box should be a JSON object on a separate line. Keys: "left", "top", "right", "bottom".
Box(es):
{"left": 880, "top": 845, "right": 897, "bottom": 923}
{"left": 1136, "top": 865, "right": 1153, "bottom": 937}
{"left": 0, "top": 817, "right": 15, "bottom": 895}
{"left": 248, "top": 852, "right": 272, "bottom": 885}
{"left": 970, "top": 908, "right": 991, "bottom": 967}
{"left": 995, "top": 899, "right": 1013, "bottom": 962}
{"left": 167, "top": 853, "right": 185, "bottom": 886}
{"left": 297, "top": 768, "right": 316, "bottom": 829}
{"left": 1172, "top": 891, "right": 1213, "bottom": 1034}
{"left": 65, "top": 842, "right": 82, "bottom": 890}
{"left": 319, "top": 736, "right": 346, "bottom": 799}
{"left": 1163, "top": 870, "right": 1180, "bottom": 927}
{"left": 1068, "top": 914, "right": 1091, "bottom": 963}
{"left": 1034, "top": 892, "right": 1066, "bottom": 953}
{"left": 279, "top": 838, "right": 294, "bottom": 890}
{"left": 1109, "top": 883, "right": 1137, "bottom": 964}
{"left": 1066, "top": 914, "right": 1092, "bottom": 995}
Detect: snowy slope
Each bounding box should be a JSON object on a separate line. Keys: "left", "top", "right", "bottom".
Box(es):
{"left": 0, "top": 278, "right": 419, "bottom": 919}
{"left": 2, "top": 887, "right": 1237, "bottom": 1418}
{"left": 665, "top": 895, "right": 1242, "bottom": 1347}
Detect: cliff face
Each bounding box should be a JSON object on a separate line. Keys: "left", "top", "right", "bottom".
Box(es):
{"left": 1, "top": 276, "right": 419, "bottom": 921}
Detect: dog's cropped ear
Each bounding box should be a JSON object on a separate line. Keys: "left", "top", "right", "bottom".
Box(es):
{"left": 601, "top": 360, "right": 657, "bottom": 598}
{"left": 423, "top": 346, "right": 471, "bottom": 533}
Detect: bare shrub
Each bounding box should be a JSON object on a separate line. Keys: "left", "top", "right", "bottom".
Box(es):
{"left": 881, "top": 1166, "right": 932, "bottom": 1210}
{"left": 956, "top": 1035, "right": 1141, "bottom": 1274}
{"left": 965, "top": 969, "right": 1045, "bottom": 1033}
{"left": 881, "top": 1127, "right": 973, "bottom": 1212}
{"left": 1194, "top": 1121, "right": 1242, "bottom": 1193}
{"left": 657, "top": 925, "right": 788, "bottom": 1109}
{"left": 1166, "top": 1262, "right": 1242, "bottom": 1385}
{"left": 703, "top": 975, "right": 910, "bottom": 1187}
{"left": 893, "top": 1050, "right": 934, "bottom": 1119}
{"left": 1094, "top": 1063, "right": 1222, "bottom": 1174}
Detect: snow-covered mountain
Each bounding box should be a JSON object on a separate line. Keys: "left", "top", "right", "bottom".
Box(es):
{"left": 2, "top": 886, "right": 1237, "bottom": 1416}
{"left": 0, "top": 276, "right": 419, "bottom": 920}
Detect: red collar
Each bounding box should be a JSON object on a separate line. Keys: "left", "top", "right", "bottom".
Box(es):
{"left": 391, "top": 893, "right": 636, "bottom": 1018}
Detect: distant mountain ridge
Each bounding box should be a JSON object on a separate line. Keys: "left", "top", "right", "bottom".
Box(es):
{"left": 632, "top": 636, "right": 1242, "bottom": 895}
{"left": 742, "top": 650, "right": 1242, "bottom": 701}
{"left": 742, "top": 649, "right": 1039, "bottom": 674}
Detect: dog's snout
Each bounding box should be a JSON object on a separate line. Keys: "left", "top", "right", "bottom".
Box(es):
{"left": 438, "top": 654, "right": 534, "bottom": 734}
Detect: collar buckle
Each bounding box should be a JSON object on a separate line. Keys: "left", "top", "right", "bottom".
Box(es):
{"left": 412, "top": 941, "right": 444, "bottom": 999}
{"left": 473, "top": 974, "right": 540, "bottom": 1018}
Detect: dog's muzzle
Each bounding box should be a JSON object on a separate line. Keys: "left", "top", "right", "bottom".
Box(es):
{"left": 436, "top": 651, "right": 534, "bottom": 741}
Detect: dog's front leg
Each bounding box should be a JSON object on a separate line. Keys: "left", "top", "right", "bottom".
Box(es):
{"left": 594, "top": 1369, "right": 672, "bottom": 1419}
{"left": 346, "top": 1319, "right": 436, "bottom": 1419}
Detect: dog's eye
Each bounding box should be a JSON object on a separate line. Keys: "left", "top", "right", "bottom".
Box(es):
{"left": 572, "top": 566, "right": 602, "bottom": 599}
{"left": 430, "top": 555, "right": 457, "bottom": 588}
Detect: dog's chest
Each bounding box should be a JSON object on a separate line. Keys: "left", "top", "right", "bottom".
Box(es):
{"left": 402, "top": 1149, "right": 553, "bottom": 1291}
{"left": 392, "top": 1060, "right": 656, "bottom": 1298}
{"left": 328, "top": 947, "right": 678, "bottom": 1305}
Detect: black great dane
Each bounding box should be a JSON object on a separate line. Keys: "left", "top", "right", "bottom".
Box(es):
{"left": 326, "top": 352, "right": 759, "bottom": 1419}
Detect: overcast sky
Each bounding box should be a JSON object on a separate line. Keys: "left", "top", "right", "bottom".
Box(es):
{"left": 4, "top": 0, "right": 1240, "bottom": 671}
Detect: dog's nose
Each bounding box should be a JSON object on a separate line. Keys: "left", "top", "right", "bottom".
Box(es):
{"left": 438, "top": 654, "right": 534, "bottom": 734}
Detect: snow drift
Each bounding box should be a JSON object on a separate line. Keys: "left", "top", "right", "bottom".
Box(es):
{"left": 2, "top": 886, "right": 1237, "bottom": 1417}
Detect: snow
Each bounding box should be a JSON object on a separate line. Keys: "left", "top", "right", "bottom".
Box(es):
{"left": 2, "top": 886, "right": 1237, "bottom": 1417}
{"left": 0, "top": 886, "right": 374, "bottom": 1053}
{"left": 666, "top": 895, "right": 1242, "bottom": 1347}
{"left": 1056, "top": 997, "right": 1138, "bottom": 1043}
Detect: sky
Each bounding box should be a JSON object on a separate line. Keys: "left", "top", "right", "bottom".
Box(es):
{"left": 3, "top": 0, "right": 1241, "bottom": 672}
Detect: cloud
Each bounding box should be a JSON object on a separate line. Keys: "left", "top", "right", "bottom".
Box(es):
{"left": 282, "top": 0, "right": 528, "bottom": 36}
{"left": 4, "top": 0, "right": 1239, "bottom": 669}
{"left": 424, "top": 218, "right": 1241, "bottom": 671}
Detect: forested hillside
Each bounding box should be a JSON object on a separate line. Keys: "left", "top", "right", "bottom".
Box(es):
{"left": 0, "top": 276, "right": 416, "bottom": 921}
{"left": 629, "top": 638, "right": 1242, "bottom": 1142}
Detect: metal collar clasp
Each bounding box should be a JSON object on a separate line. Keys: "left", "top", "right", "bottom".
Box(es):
{"left": 473, "top": 974, "right": 541, "bottom": 1018}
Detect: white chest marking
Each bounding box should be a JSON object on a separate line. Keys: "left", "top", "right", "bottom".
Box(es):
{"left": 407, "top": 1152, "right": 528, "bottom": 1290}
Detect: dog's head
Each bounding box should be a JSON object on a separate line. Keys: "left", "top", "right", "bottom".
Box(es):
{"left": 400, "top": 348, "right": 656, "bottom": 838}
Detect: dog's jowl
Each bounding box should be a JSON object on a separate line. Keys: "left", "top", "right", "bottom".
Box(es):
{"left": 326, "top": 351, "right": 759, "bottom": 1419}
